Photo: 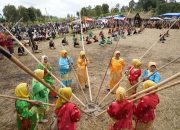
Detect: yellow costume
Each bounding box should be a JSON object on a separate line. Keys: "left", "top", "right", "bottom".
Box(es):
{"left": 77, "top": 51, "right": 88, "bottom": 88}
{"left": 109, "top": 51, "right": 125, "bottom": 89}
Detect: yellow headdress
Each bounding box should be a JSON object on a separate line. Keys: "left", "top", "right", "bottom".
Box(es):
{"left": 115, "top": 86, "right": 126, "bottom": 101}
{"left": 15, "top": 83, "right": 29, "bottom": 98}
{"left": 132, "top": 59, "right": 141, "bottom": 68}
{"left": 143, "top": 80, "right": 156, "bottom": 89}
{"left": 55, "top": 87, "right": 72, "bottom": 110}
{"left": 60, "top": 50, "right": 67, "bottom": 57}
{"left": 34, "top": 69, "right": 44, "bottom": 80}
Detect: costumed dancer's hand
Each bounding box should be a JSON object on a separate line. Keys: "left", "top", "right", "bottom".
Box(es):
{"left": 30, "top": 106, "right": 38, "bottom": 114}
{"left": 124, "top": 70, "right": 129, "bottom": 76}
{"left": 142, "top": 77, "right": 148, "bottom": 82}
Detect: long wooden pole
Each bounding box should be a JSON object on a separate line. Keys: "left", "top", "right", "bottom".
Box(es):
{"left": 128, "top": 71, "right": 180, "bottom": 99}
{"left": 10, "top": 17, "right": 23, "bottom": 32}
{"left": 97, "top": 17, "right": 180, "bottom": 106}
{"left": 94, "top": 31, "right": 120, "bottom": 103}
{"left": 0, "top": 46, "right": 88, "bottom": 111}
{"left": 0, "top": 94, "right": 55, "bottom": 107}
{"left": 79, "top": 10, "right": 93, "bottom": 102}
{"left": 139, "top": 17, "right": 180, "bottom": 60}
{"left": 66, "top": 57, "right": 89, "bottom": 103}
{"left": 132, "top": 80, "right": 180, "bottom": 102}
{"left": 0, "top": 24, "right": 86, "bottom": 107}
{"left": 96, "top": 79, "right": 180, "bottom": 117}
{"left": 100, "top": 56, "right": 180, "bottom": 109}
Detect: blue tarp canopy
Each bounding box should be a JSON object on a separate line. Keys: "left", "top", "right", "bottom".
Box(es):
{"left": 160, "top": 13, "right": 180, "bottom": 18}
{"left": 113, "top": 15, "right": 126, "bottom": 20}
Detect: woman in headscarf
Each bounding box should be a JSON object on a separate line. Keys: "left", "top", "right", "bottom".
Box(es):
{"left": 107, "top": 87, "right": 134, "bottom": 130}
{"left": 38, "top": 55, "right": 56, "bottom": 97}
{"left": 15, "top": 83, "right": 38, "bottom": 130}
{"left": 58, "top": 50, "right": 73, "bottom": 88}
{"left": 125, "top": 59, "right": 142, "bottom": 96}
{"left": 77, "top": 51, "right": 89, "bottom": 89}
{"left": 31, "top": 69, "right": 49, "bottom": 123}
{"left": 109, "top": 51, "right": 125, "bottom": 91}
{"left": 55, "top": 87, "right": 81, "bottom": 130}
{"left": 134, "top": 80, "right": 159, "bottom": 130}
{"left": 142, "top": 62, "right": 161, "bottom": 83}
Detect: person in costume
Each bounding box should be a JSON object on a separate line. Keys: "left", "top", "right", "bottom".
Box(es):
{"left": 142, "top": 62, "right": 161, "bottom": 83}
{"left": 93, "top": 35, "right": 98, "bottom": 42}
{"left": 15, "top": 83, "right": 38, "bottom": 130}
{"left": 55, "top": 87, "right": 81, "bottom": 130}
{"left": 99, "top": 35, "right": 106, "bottom": 46}
{"left": 49, "top": 39, "right": 56, "bottom": 49}
{"left": 125, "top": 59, "right": 142, "bottom": 96}
{"left": 88, "top": 31, "right": 93, "bottom": 38}
{"left": 86, "top": 36, "right": 92, "bottom": 44}
{"left": 73, "top": 34, "right": 80, "bottom": 47}
{"left": 62, "top": 37, "right": 68, "bottom": 46}
{"left": 37, "top": 55, "right": 56, "bottom": 97}
{"left": 108, "top": 51, "right": 125, "bottom": 91}
{"left": 31, "top": 69, "right": 49, "bottom": 123}
{"left": 106, "top": 36, "right": 112, "bottom": 44}
{"left": 58, "top": 50, "right": 73, "bottom": 87}
{"left": 77, "top": 51, "right": 89, "bottom": 89}
{"left": 134, "top": 80, "right": 159, "bottom": 130}
{"left": 107, "top": 87, "right": 134, "bottom": 130}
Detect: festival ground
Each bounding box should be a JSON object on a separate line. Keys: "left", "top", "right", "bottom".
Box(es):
{"left": 0, "top": 28, "right": 180, "bottom": 130}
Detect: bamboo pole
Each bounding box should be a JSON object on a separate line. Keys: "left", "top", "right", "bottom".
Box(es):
{"left": 94, "top": 34, "right": 120, "bottom": 103}
{"left": 79, "top": 10, "right": 93, "bottom": 102}
{"left": 139, "top": 17, "right": 180, "bottom": 60}
{"left": 0, "top": 46, "right": 89, "bottom": 113}
{"left": 96, "top": 78, "right": 180, "bottom": 117}
{"left": 132, "top": 80, "right": 180, "bottom": 102}
{"left": 10, "top": 17, "right": 23, "bottom": 32}
{"left": 97, "top": 17, "right": 180, "bottom": 106}
{"left": 0, "top": 24, "right": 86, "bottom": 107}
{"left": 101, "top": 56, "right": 180, "bottom": 109}
{"left": 0, "top": 94, "right": 55, "bottom": 107}
{"left": 128, "top": 71, "right": 180, "bottom": 100}
{"left": 67, "top": 57, "right": 89, "bottom": 103}
{"left": 95, "top": 8, "right": 133, "bottom": 103}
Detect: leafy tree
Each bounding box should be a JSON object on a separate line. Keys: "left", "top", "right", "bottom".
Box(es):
{"left": 3, "top": 5, "right": 18, "bottom": 22}
{"left": 17, "top": 6, "right": 29, "bottom": 22}
{"left": 129, "top": 0, "right": 136, "bottom": 9}
{"left": 94, "top": 5, "right": 102, "bottom": 17}
{"left": 102, "top": 4, "right": 109, "bottom": 14}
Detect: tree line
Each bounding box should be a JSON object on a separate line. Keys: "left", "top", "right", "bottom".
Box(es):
{"left": 1, "top": 0, "right": 180, "bottom": 23}
{"left": 79, "top": 0, "right": 180, "bottom": 18}
{"left": 1, "top": 4, "right": 60, "bottom": 23}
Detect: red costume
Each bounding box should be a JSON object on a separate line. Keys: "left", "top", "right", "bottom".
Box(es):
{"left": 55, "top": 102, "right": 81, "bottom": 130}
{"left": 127, "top": 66, "right": 141, "bottom": 85}
{"left": 134, "top": 94, "right": 159, "bottom": 124}
{"left": 5, "top": 34, "right": 14, "bottom": 54}
{"left": 0, "top": 33, "right": 6, "bottom": 47}
{"left": 107, "top": 99, "right": 134, "bottom": 130}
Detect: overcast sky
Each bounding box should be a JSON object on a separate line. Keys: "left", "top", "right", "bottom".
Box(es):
{"left": 0, "top": 0, "right": 139, "bottom": 18}
{"left": 0, "top": 0, "right": 180, "bottom": 18}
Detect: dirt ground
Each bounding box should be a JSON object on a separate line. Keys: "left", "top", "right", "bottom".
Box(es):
{"left": 0, "top": 28, "right": 180, "bottom": 130}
